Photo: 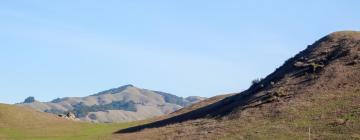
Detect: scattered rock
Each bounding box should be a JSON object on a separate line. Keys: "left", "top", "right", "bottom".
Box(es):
{"left": 66, "top": 112, "right": 76, "bottom": 120}
{"left": 294, "top": 61, "right": 309, "bottom": 67}
{"left": 58, "top": 112, "right": 78, "bottom": 121}
{"left": 330, "top": 118, "right": 347, "bottom": 126}
{"left": 336, "top": 118, "right": 347, "bottom": 125}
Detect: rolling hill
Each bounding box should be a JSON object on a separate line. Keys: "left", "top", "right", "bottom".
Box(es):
{"left": 18, "top": 85, "right": 204, "bottom": 123}
{"left": 0, "top": 103, "right": 144, "bottom": 140}
{"left": 114, "top": 31, "right": 360, "bottom": 140}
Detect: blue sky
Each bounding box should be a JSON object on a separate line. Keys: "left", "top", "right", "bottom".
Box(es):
{"left": 1, "top": 0, "right": 360, "bottom": 103}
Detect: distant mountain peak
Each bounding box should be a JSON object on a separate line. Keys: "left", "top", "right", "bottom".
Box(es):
{"left": 92, "top": 84, "right": 136, "bottom": 96}
{"left": 123, "top": 84, "right": 134, "bottom": 87}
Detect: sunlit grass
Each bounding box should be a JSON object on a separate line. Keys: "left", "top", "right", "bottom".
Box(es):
{"left": 0, "top": 104, "right": 145, "bottom": 140}
{"left": 0, "top": 121, "right": 144, "bottom": 140}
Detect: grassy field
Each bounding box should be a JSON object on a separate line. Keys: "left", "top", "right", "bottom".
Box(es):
{"left": 0, "top": 104, "right": 144, "bottom": 140}
{"left": 0, "top": 123, "right": 140, "bottom": 140}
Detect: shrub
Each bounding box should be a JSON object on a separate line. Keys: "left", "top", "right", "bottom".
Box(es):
{"left": 251, "top": 78, "right": 263, "bottom": 85}
{"left": 72, "top": 101, "right": 137, "bottom": 117}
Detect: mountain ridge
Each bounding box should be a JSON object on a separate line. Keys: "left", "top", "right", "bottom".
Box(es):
{"left": 18, "top": 84, "right": 205, "bottom": 123}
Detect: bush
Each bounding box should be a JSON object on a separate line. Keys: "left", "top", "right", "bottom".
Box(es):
{"left": 251, "top": 78, "right": 263, "bottom": 85}
{"left": 72, "top": 101, "right": 137, "bottom": 117}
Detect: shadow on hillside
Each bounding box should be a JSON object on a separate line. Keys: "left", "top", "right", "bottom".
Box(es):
{"left": 114, "top": 96, "right": 231, "bottom": 133}
{"left": 115, "top": 61, "right": 290, "bottom": 134}
{"left": 115, "top": 90, "right": 263, "bottom": 133}
{"left": 115, "top": 55, "right": 297, "bottom": 134}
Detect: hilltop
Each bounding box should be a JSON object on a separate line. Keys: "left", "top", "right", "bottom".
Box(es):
{"left": 18, "top": 85, "right": 204, "bottom": 123}
{"left": 114, "top": 31, "right": 360, "bottom": 139}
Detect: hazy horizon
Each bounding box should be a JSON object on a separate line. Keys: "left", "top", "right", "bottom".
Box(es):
{"left": 1, "top": 0, "right": 360, "bottom": 104}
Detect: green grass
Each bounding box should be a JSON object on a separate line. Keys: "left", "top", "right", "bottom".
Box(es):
{"left": 0, "top": 122, "right": 142, "bottom": 140}
{"left": 0, "top": 104, "right": 144, "bottom": 140}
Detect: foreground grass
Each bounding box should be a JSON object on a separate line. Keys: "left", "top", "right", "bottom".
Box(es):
{"left": 0, "top": 104, "right": 145, "bottom": 140}
{"left": 220, "top": 90, "right": 360, "bottom": 140}
{"left": 0, "top": 122, "right": 142, "bottom": 140}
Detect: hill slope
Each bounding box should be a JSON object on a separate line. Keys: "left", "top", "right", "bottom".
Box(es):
{"left": 0, "top": 103, "right": 144, "bottom": 140}
{"left": 18, "top": 85, "right": 204, "bottom": 123}
{"left": 114, "top": 31, "right": 360, "bottom": 139}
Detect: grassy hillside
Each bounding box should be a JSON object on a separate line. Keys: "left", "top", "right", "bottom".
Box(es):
{"left": 113, "top": 31, "right": 360, "bottom": 139}
{"left": 113, "top": 90, "right": 360, "bottom": 140}
{"left": 0, "top": 104, "right": 143, "bottom": 140}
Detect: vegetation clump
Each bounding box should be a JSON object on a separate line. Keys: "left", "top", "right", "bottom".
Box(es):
{"left": 72, "top": 101, "right": 137, "bottom": 118}
{"left": 309, "top": 62, "right": 324, "bottom": 72}
{"left": 251, "top": 78, "right": 264, "bottom": 86}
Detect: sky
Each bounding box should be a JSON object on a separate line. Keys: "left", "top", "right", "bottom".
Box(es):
{"left": 1, "top": 0, "right": 360, "bottom": 104}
